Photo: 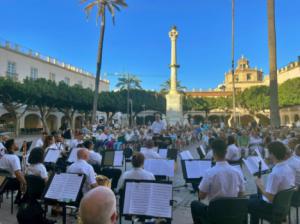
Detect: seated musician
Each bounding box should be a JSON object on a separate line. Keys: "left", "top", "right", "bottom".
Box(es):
{"left": 42, "top": 135, "right": 56, "bottom": 152}
{"left": 190, "top": 138, "right": 245, "bottom": 224}
{"left": 141, "top": 140, "right": 161, "bottom": 159}
{"left": 116, "top": 152, "right": 155, "bottom": 192}
{"left": 226, "top": 135, "right": 241, "bottom": 162}
{"left": 67, "top": 148, "right": 98, "bottom": 194}
{"left": 204, "top": 137, "right": 215, "bottom": 160}
{"left": 83, "top": 140, "right": 121, "bottom": 191}
{"left": 34, "top": 131, "right": 48, "bottom": 148}
{"left": 0, "top": 139, "right": 27, "bottom": 202}
{"left": 248, "top": 141, "right": 295, "bottom": 224}
{"left": 70, "top": 130, "right": 84, "bottom": 149}
{"left": 26, "top": 147, "right": 48, "bottom": 182}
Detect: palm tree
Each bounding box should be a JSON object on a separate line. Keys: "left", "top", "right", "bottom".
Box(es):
{"left": 81, "top": 0, "right": 127, "bottom": 124}
{"left": 115, "top": 74, "right": 142, "bottom": 90}
{"left": 160, "top": 79, "right": 187, "bottom": 93}
{"left": 267, "top": 0, "right": 280, "bottom": 127}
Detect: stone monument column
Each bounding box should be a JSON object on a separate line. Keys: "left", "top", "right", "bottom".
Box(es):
{"left": 166, "top": 26, "right": 183, "bottom": 125}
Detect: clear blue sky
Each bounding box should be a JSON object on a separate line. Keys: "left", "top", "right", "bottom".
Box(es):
{"left": 1, "top": 0, "right": 300, "bottom": 91}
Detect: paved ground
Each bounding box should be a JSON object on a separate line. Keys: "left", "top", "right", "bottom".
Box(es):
{"left": 0, "top": 137, "right": 296, "bottom": 223}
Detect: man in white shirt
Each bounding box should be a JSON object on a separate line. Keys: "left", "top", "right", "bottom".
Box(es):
{"left": 226, "top": 135, "right": 241, "bottom": 162}
{"left": 151, "top": 114, "right": 166, "bottom": 135}
{"left": 286, "top": 144, "right": 300, "bottom": 186}
{"left": 141, "top": 140, "right": 161, "bottom": 160}
{"left": 117, "top": 152, "right": 155, "bottom": 192}
{"left": 34, "top": 132, "right": 48, "bottom": 148}
{"left": 70, "top": 131, "right": 84, "bottom": 149}
{"left": 67, "top": 148, "right": 98, "bottom": 194}
{"left": 190, "top": 139, "right": 245, "bottom": 224}
{"left": 248, "top": 141, "right": 295, "bottom": 224}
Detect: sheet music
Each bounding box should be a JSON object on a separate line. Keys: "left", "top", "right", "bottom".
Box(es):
{"left": 144, "top": 159, "right": 175, "bottom": 177}
{"left": 45, "top": 173, "right": 83, "bottom": 202}
{"left": 68, "top": 148, "right": 79, "bottom": 163}
{"left": 184, "top": 160, "right": 211, "bottom": 179}
{"left": 141, "top": 147, "right": 158, "bottom": 154}
{"left": 243, "top": 156, "right": 269, "bottom": 175}
{"left": 179, "top": 150, "right": 194, "bottom": 160}
{"left": 124, "top": 182, "right": 172, "bottom": 218}
{"left": 113, "top": 151, "right": 123, "bottom": 166}
{"left": 44, "top": 149, "right": 61, "bottom": 163}
{"left": 158, "top": 149, "right": 168, "bottom": 159}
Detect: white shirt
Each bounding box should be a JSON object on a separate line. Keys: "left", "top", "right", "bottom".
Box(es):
{"left": 226, "top": 144, "right": 241, "bottom": 161}
{"left": 0, "top": 154, "right": 21, "bottom": 177}
{"left": 88, "top": 150, "right": 102, "bottom": 165}
{"left": 287, "top": 155, "right": 300, "bottom": 186}
{"left": 34, "top": 138, "right": 44, "bottom": 148}
{"left": 142, "top": 149, "right": 162, "bottom": 160}
{"left": 199, "top": 161, "right": 245, "bottom": 201}
{"left": 97, "top": 133, "right": 109, "bottom": 142}
{"left": 67, "top": 159, "right": 97, "bottom": 194}
{"left": 151, "top": 121, "right": 166, "bottom": 135}
{"left": 117, "top": 167, "right": 155, "bottom": 191}
{"left": 26, "top": 163, "right": 48, "bottom": 179}
{"left": 264, "top": 161, "right": 295, "bottom": 203}
{"left": 249, "top": 136, "right": 263, "bottom": 145}
{"left": 205, "top": 150, "right": 213, "bottom": 160}
{"left": 70, "top": 139, "right": 83, "bottom": 149}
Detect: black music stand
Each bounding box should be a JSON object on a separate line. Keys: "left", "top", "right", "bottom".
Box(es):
{"left": 44, "top": 148, "right": 61, "bottom": 172}
{"left": 43, "top": 173, "right": 85, "bottom": 224}
{"left": 101, "top": 150, "right": 124, "bottom": 168}
{"left": 121, "top": 180, "right": 173, "bottom": 224}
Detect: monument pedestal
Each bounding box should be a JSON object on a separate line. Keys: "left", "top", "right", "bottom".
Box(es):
{"left": 166, "top": 92, "right": 183, "bottom": 125}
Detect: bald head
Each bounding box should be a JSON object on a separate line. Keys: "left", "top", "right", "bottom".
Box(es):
{"left": 79, "top": 186, "right": 117, "bottom": 224}
{"left": 77, "top": 148, "right": 89, "bottom": 161}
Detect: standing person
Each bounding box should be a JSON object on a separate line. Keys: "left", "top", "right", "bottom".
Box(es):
{"left": 248, "top": 141, "right": 295, "bottom": 224}
{"left": 151, "top": 114, "right": 166, "bottom": 136}
{"left": 190, "top": 139, "right": 245, "bottom": 224}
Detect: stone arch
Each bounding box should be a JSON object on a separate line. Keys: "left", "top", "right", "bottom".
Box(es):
{"left": 294, "top": 114, "right": 300, "bottom": 122}
{"left": 240, "top": 115, "right": 256, "bottom": 127}
{"left": 46, "top": 115, "right": 58, "bottom": 132}
{"left": 24, "top": 114, "right": 42, "bottom": 129}
{"left": 0, "top": 113, "right": 16, "bottom": 132}
{"left": 193, "top": 115, "right": 205, "bottom": 125}
{"left": 256, "top": 114, "right": 270, "bottom": 127}
{"left": 208, "top": 115, "right": 220, "bottom": 123}
{"left": 75, "top": 116, "right": 83, "bottom": 129}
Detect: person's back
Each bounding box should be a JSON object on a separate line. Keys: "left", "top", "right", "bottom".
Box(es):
{"left": 201, "top": 161, "right": 244, "bottom": 200}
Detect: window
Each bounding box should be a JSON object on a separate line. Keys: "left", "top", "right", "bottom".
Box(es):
{"left": 246, "top": 73, "right": 251, "bottom": 81}
{"left": 6, "top": 61, "right": 17, "bottom": 79}
{"left": 64, "top": 77, "right": 70, "bottom": 85}
{"left": 49, "top": 73, "right": 56, "bottom": 82}
{"left": 30, "top": 67, "right": 38, "bottom": 80}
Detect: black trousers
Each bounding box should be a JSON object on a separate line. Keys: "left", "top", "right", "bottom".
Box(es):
{"left": 191, "top": 200, "right": 208, "bottom": 224}
{"left": 248, "top": 195, "right": 273, "bottom": 224}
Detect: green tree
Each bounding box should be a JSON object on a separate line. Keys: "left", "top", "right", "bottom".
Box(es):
{"left": 115, "top": 74, "right": 142, "bottom": 90}
{"left": 81, "top": 0, "right": 127, "bottom": 124}
{"left": 279, "top": 78, "right": 300, "bottom": 107}
{"left": 160, "top": 79, "right": 187, "bottom": 93}
{"left": 238, "top": 86, "right": 270, "bottom": 114}
{"left": 23, "top": 78, "right": 58, "bottom": 133}
{"left": 0, "top": 78, "right": 28, "bottom": 136}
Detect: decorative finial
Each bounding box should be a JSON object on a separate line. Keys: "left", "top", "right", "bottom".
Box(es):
{"left": 172, "top": 25, "right": 177, "bottom": 30}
